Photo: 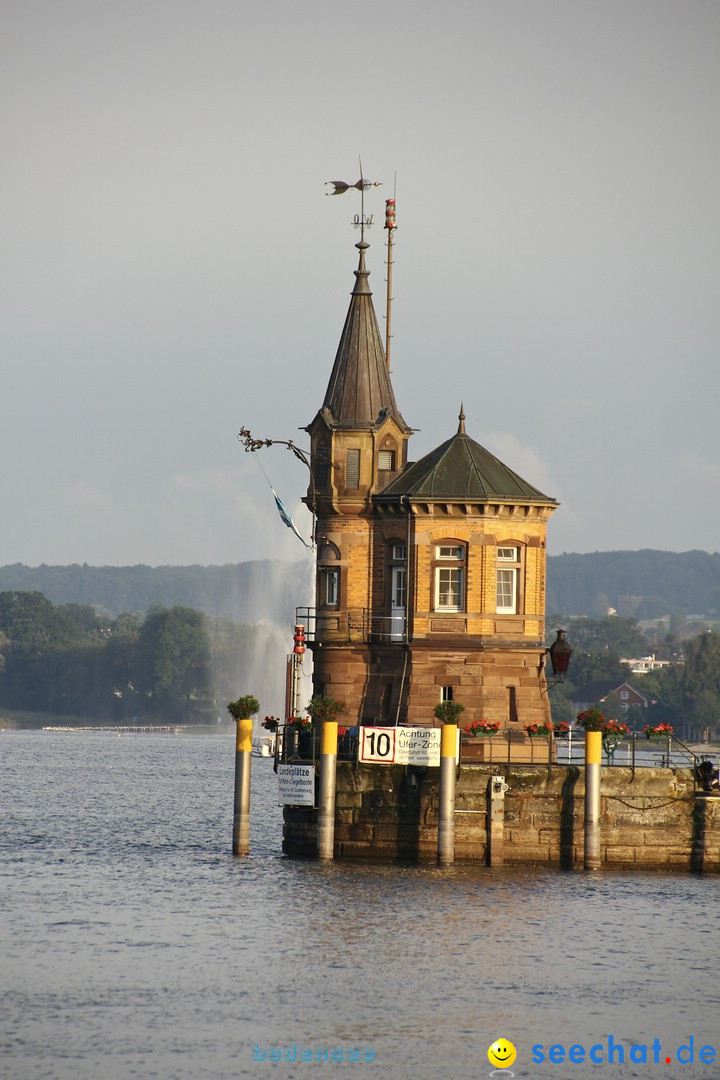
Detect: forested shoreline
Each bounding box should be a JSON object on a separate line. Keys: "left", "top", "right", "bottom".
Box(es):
{"left": 0, "top": 592, "right": 285, "bottom": 725}
{"left": 2, "top": 589, "right": 719, "bottom": 739}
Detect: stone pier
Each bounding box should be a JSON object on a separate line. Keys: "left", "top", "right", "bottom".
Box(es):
{"left": 282, "top": 762, "right": 720, "bottom": 871}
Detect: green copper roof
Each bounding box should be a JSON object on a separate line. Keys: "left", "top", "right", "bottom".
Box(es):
{"left": 379, "top": 417, "right": 556, "bottom": 503}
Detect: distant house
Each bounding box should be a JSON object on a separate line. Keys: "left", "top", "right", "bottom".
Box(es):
{"left": 569, "top": 680, "right": 652, "bottom": 714}
{"left": 620, "top": 654, "right": 672, "bottom": 675}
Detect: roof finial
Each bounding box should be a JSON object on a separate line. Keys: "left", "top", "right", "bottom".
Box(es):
{"left": 325, "top": 157, "right": 382, "bottom": 244}
{"left": 458, "top": 403, "right": 466, "bottom": 435}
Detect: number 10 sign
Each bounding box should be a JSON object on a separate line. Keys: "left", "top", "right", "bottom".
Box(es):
{"left": 359, "top": 726, "right": 441, "bottom": 767}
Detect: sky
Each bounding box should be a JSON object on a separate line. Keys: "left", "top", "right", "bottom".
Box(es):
{"left": 2, "top": 0, "right": 719, "bottom": 568}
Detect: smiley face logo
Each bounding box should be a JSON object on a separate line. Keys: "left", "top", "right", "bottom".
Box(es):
{"left": 488, "top": 1038, "right": 517, "bottom": 1070}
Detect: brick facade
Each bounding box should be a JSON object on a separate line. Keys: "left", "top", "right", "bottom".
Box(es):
{"left": 301, "top": 244, "right": 559, "bottom": 735}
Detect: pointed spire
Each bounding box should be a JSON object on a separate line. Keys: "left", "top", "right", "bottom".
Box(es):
{"left": 352, "top": 240, "right": 372, "bottom": 296}
{"left": 458, "top": 403, "right": 466, "bottom": 435}
{"left": 320, "top": 242, "right": 410, "bottom": 431}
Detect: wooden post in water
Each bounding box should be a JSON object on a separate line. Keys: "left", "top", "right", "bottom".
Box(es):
{"left": 584, "top": 730, "right": 602, "bottom": 871}
{"left": 317, "top": 720, "right": 338, "bottom": 860}
{"left": 438, "top": 723, "right": 457, "bottom": 865}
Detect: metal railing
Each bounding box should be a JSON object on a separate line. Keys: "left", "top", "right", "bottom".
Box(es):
{"left": 272, "top": 719, "right": 720, "bottom": 790}
{"left": 296, "top": 607, "right": 407, "bottom": 644}
{"left": 272, "top": 723, "right": 359, "bottom": 769}
{"left": 460, "top": 729, "right": 720, "bottom": 787}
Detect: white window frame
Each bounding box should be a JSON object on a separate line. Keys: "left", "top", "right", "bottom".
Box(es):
{"left": 392, "top": 566, "right": 406, "bottom": 609}
{"left": 434, "top": 544, "right": 465, "bottom": 612}
{"left": 322, "top": 568, "right": 339, "bottom": 607}
{"left": 496, "top": 546, "right": 520, "bottom": 614}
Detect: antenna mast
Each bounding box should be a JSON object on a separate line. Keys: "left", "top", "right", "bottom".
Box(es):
{"left": 384, "top": 194, "right": 397, "bottom": 371}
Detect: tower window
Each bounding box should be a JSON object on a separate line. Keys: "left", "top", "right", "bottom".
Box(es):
{"left": 314, "top": 447, "right": 331, "bottom": 489}
{"left": 496, "top": 546, "right": 522, "bottom": 614}
{"left": 440, "top": 686, "right": 454, "bottom": 703}
{"left": 319, "top": 567, "right": 339, "bottom": 606}
{"left": 378, "top": 450, "right": 395, "bottom": 471}
{"left": 433, "top": 543, "right": 466, "bottom": 612}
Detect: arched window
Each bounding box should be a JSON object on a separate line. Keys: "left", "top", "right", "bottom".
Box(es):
{"left": 317, "top": 540, "right": 340, "bottom": 608}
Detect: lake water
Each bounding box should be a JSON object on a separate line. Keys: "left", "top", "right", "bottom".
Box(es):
{"left": 1, "top": 730, "right": 718, "bottom": 1080}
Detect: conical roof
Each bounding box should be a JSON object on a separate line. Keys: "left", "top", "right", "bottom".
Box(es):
{"left": 320, "top": 241, "right": 410, "bottom": 431}
{"left": 379, "top": 412, "right": 556, "bottom": 503}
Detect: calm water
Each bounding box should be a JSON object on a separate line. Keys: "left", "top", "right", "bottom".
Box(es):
{"left": 1, "top": 731, "right": 718, "bottom": 1080}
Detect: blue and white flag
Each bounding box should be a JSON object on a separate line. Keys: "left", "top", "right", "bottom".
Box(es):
{"left": 272, "top": 489, "right": 312, "bottom": 548}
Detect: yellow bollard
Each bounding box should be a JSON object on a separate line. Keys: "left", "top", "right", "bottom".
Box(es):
{"left": 318, "top": 721, "right": 338, "bottom": 860}
{"left": 233, "top": 718, "right": 253, "bottom": 856}
{"left": 584, "top": 730, "right": 602, "bottom": 871}
{"left": 438, "top": 723, "right": 457, "bottom": 865}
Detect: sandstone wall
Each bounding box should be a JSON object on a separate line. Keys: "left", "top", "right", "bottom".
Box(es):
{"left": 282, "top": 762, "right": 720, "bottom": 872}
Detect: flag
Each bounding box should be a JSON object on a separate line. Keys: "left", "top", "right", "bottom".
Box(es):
{"left": 272, "top": 489, "right": 312, "bottom": 548}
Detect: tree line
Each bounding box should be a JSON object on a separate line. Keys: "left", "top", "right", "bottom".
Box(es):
{"left": 546, "top": 549, "right": 720, "bottom": 619}
{"left": 0, "top": 591, "right": 285, "bottom": 723}
{"left": 0, "top": 560, "right": 307, "bottom": 623}
{"left": 547, "top": 614, "right": 720, "bottom": 739}
{"left": 2, "top": 550, "right": 719, "bottom": 624}
{"left": 2, "top": 591, "right": 718, "bottom": 737}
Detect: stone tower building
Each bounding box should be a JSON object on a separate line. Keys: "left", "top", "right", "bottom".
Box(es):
{"left": 301, "top": 236, "right": 558, "bottom": 733}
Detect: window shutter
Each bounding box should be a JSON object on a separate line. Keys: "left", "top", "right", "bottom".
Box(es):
{"left": 346, "top": 449, "right": 360, "bottom": 489}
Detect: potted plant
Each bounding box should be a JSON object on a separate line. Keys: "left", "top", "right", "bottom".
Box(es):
{"left": 227, "top": 695, "right": 260, "bottom": 722}
{"left": 554, "top": 721, "right": 571, "bottom": 737}
{"left": 307, "top": 694, "right": 346, "bottom": 724}
{"left": 603, "top": 719, "right": 630, "bottom": 738}
{"left": 433, "top": 700, "right": 465, "bottom": 725}
{"left": 287, "top": 715, "right": 312, "bottom": 731}
{"left": 602, "top": 719, "right": 630, "bottom": 760}
{"left": 524, "top": 722, "right": 554, "bottom": 738}
{"left": 575, "top": 707, "right": 606, "bottom": 732}
{"left": 465, "top": 719, "right": 500, "bottom": 737}
{"left": 643, "top": 722, "right": 674, "bottom": 739}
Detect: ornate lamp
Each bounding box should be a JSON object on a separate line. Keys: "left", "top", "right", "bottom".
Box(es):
{"left": 547, "top": 629, "right": 573, "bottom": 684}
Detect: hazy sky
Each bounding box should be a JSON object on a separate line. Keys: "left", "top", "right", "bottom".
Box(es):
{"left": 2, "top": 0, "right": 719, "bottom": 568}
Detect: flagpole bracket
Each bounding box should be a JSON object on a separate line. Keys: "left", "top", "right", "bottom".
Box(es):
{"left": 237, "top": 427, "right": 311, "bottom": 471}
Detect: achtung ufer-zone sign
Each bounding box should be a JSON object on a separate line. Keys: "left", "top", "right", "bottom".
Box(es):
{"left": 358, "top": 726, "right": 441, "bottom": 767}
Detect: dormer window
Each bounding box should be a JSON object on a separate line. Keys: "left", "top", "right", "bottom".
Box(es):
{"left": 378, "top": 449, "right": 395, "bottom": 471}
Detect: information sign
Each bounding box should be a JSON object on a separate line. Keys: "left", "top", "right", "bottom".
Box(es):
{"left": 358, "top": 726, "right": 441, "bottom": 766}
{"left": 278, "top": 764, "right": 315, "bottom": 806}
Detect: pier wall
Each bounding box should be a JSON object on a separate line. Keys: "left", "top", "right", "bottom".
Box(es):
{"left": 282, "top": 763, "right": 720, "bottom": 871}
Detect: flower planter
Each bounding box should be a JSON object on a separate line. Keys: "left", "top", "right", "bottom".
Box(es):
{"left": 460, "top": 732, "right": 555, "bottom": 764}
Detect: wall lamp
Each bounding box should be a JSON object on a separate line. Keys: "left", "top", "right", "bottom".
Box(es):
{"left": 544, "top": 628, "right": 573, "bottom": 690}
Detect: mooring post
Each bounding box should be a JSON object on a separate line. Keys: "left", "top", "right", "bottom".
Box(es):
{"left": 438, "top": 723, "right": 457, "bottom": 865}
{"left": 487, "top": 775, "right": 507, "bottom": 866}
{"left": 232, "top": 718, "right": 253, "bottom": 856}
{"left": 317, "top": 720, "right": 338, "bottom": 860}
{"left": 584, "top": 730, "right": 602, "bottom": 871}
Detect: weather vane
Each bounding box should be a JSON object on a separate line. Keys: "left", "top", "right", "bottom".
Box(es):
{"left": 325, "top": 158, "right": 382, "bottom": 242}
